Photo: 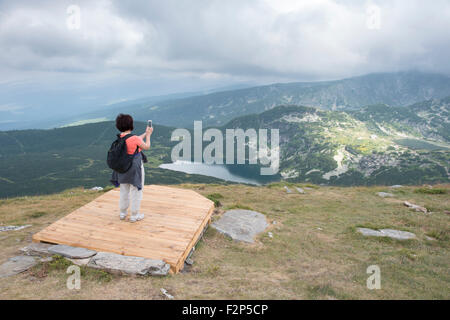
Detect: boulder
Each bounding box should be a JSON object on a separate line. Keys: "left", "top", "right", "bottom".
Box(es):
{"left": 20, "top": 243, "right": 52, "bottom": 256}
{"left": 0, "top": 256, "right": 37, "bottom": 278}
{"left": 404, "top": 201, "right": 428, "bottom": 214}
{"left": 284, "top": 186, "right": 293, "bottom": 194}
{"left": 0, "top": 225, "right": 32, "bottom": 233}
{"left": 377, "top": 192, "right": 394, "bottom": 198}
{"left": 390, "top": 185, "right": 403, "bottom": 189}
{"left": 296, "top": 187, "right": 306, "bottom": 194}
{"left": 212, "top": 209, "right": 268, "bottom": 243}
{"left": 48, "top": 244, "right": 97, "bottom": 259}
{"left": 87, "top": 252, "right": 170, "bottom": 276}
{"left": 357, "top": 228, "right": 416, "bottom": 240}
{"left": 67, "top": 258, "right": 92, "bottom": 266}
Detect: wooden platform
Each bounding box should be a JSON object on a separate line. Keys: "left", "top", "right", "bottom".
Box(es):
{"left": 32, "top": 185, "right": 214, "bottom": 273}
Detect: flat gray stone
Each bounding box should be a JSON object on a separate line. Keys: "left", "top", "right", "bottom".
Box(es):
{"left": 39, "top": 257, "right": 53, "bottom": 263}
{"left": 390, "top": 185, "right": 403, "bottom": 189}
{"left": 48, "top": 245, "right": 97, "bottom": 259}
{"left": 377, "top": 192, "right": 394, "bottom": 198}
{"left": 284, "top": 186, "right": 293, "bottom": 193}
{"left": 357, "top": 228, "right": 416, "bottom": 240}
{"left": 212, "top": 209, "right": 269, "bottom": 243}
{"left": 404, "top": 201, "right": 428, "bottom": 214}
{"left": 0, "top": 256, "right": 37, "bottom": 278}
{"left": 357, "top": 228, "right": 383, "bottom": 237}
{"left": 0, "top": 225, "right": 32, "bottom": 232}
{"left": 296, "top": 187, "right": 306, "bottom": 194}
{"left": 87, "top": 252, "right": 170, "bottom": 276}
{"left": 68, "top": 258, "right": 92, "bottom": 266}
{"left": 20, "top": 243, "right": 52, "bottom": 256}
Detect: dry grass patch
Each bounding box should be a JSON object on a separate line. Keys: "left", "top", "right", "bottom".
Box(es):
{"left": 0, "top": 184, "right": 448, "bottom": 299}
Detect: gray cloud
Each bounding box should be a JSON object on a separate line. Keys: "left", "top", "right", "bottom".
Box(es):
{"left": 0, "top": 0, "right": 450, "bottom": 86}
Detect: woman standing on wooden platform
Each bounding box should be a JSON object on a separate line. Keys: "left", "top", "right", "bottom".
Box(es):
{"left": 110, "top": 114, "right": 152, "bottom": 222}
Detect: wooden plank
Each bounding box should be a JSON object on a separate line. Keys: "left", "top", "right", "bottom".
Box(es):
{"left": 175, "top": 205, "right": 214, "bottom": 271}
{"left": 32, "top": 185, "right": 215, "bottom": 273}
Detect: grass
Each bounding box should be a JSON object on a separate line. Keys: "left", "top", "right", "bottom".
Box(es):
{"left": 414, "top": 187, "right": 448, "bottom": 195}
{"left": 29, "top": 255, "right": 113, "bottom": 284}
{"left": 0, "top": 183, "right": 449, "bottom": 300}
{"left": 206, "top": 193, "right": 223, "bottom": 207}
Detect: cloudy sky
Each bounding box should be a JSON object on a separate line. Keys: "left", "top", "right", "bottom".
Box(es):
{"left": 1, "top": 0, "right": 450, "bottom": 127}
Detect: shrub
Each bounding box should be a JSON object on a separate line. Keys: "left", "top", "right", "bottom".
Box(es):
{"left": 207, "top": 193, "right": 223, "bottom": 207}
{"left": 414, "top": 188, "right": 447, "bottom": 194}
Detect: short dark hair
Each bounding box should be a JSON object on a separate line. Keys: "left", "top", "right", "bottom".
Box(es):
{"left": 115, "top": 114, "right": 134, "bottom": 132}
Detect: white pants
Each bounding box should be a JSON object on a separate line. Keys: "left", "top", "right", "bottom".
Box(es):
{"left": 119, "top": 164, "right": 145, "bottom": 216}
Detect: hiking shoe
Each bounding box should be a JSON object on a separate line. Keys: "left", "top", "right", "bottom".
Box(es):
{"left": 130, "top": 213, "right": 144, "bottom": 223}
{"left": 119, "top": 212, "right": 127, "bottom": 220}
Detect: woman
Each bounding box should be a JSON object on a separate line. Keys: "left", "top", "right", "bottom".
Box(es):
{"left": 110, "top": 114, "right": 153, "bottom": 222}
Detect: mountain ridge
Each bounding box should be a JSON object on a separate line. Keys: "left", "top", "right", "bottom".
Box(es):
{"left": 121, "top": 71, "right": 450, "bottom": 128}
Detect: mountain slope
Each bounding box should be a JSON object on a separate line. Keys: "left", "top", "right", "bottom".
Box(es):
{"left": 123, "top": 71, "right": 450, "bottom": 128}
{"left": 223, "top": 104, "right": 449, "bottom": 186}
{"left": 351, "top": 97, "right": 450, "bottom": 143}
{"left": 0, "top": 96, "right": 449, "bottom": 198}
{"left": 0, "top": 121, "right": 225, "bottom": 198}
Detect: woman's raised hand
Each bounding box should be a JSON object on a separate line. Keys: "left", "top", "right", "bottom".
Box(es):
{"left": 146, "top": 126, "right": 153, "bottom": 136}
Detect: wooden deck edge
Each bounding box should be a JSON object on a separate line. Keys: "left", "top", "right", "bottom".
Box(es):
{"left": 173, "top": 202, "right": 215, "bottom": 273}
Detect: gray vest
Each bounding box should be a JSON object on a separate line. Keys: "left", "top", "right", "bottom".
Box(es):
{"left": 110, "top": 152, "right": 144, "bottom": 190}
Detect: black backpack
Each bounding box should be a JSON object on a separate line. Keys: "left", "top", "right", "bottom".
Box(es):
{"left": 107, "top": 134, "right": 139, "bottom": 173}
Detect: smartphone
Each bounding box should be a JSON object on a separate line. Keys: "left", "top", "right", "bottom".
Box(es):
{"left": 147, "top": 120, "right": 152, "bottom": 128}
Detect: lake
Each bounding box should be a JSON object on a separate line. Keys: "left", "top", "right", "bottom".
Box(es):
{"left": 159, "top": 161, "right": 279, "bottom": 185}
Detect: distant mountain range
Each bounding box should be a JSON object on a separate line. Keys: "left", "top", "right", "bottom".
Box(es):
{"left": 0, "top": 95, "right": 448, "bottom": 198}
{"left": 0, "top": 71, "right": 449, "bottom": 197}
{"left": 65, "top": 71, "right": 450, "bottom": 129}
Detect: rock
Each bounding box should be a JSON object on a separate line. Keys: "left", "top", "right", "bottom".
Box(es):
{"left": 390, "top": 185, "right": 403, "bottom": 189}
{"left": 20, "top": 243, "right": 52, "bottom": 256}
{"left": 39, "top": 257, "right": 53, "bottom": 263}
{"left": 357, "top": 228, "right": 416, "bottom": 240}
{"left": 404, "top": 201, "right": 428, "bottom": 214}
{"left": 0, "top": 225, "right": 32, "bottom": 233}
{"left": 212, "top": 209, "right": 269, "bottom": 243}
{"left": 48, "top": 245, "right": 97, "bottom": 259}
{"left": 185, "top": 258, "right": 194, "bottom": 266}
{"left": 379, "top": 229, "right": 417, "bottom": 240}
{"left": 160, "top": 288, "right": 174, "bottom": 299}
{"left": 296, "top": 187, "right": 305, "bottom": 194}
{"left": 187, "top": 247, "right": 195, "bottom": 260}
{"left": 357, "top": 228, "right": 383, "bottom": 237}
{"left": 68, "top": 258, "right": 91, "bottom": 266}
{"left": 425, "top": 236, "right": 436, "bottom": 241}
{"left": 268, "top": 232, "right": 273, "bottom": 238}
{"left": 272, "top": 220, "right": 277, "bottom": 225}
{"left": 284, "top": 186, "right": 293, "bottom": 194}
{"left": 87, "top": 252, "right": 170, "bottom": 276}
{"left": 0, "top": 256, "right": 37, "bottom": 278}
{"left": 91, "top": 186, "right": 104, "bottom": 191}
{"left": 377, "top": 192, "right": 394, "bottom": 198}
